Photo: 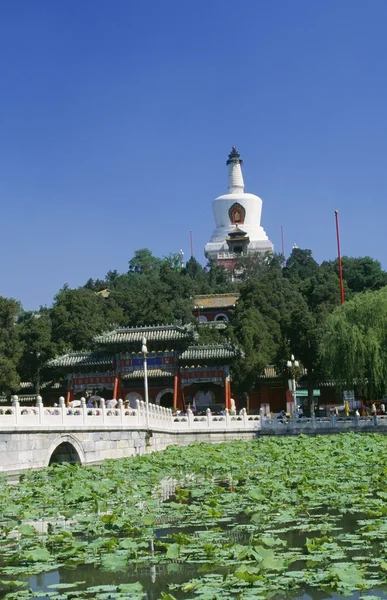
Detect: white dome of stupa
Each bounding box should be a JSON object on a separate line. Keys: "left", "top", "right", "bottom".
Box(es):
{"left": 204, "top": 147, "right": 273, "bottom": 263}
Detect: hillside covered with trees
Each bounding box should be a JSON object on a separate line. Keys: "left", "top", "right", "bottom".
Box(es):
{"left": 1, "top": 248, "right": 387, "bottom": 406}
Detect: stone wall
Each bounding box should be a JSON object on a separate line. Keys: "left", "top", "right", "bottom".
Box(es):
{"left": 0, "top": 427, "right": 260, "bottom": 475}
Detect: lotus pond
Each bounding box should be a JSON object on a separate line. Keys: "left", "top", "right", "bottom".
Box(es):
{"left": 2, "top": 434, "right": 387, "bottom": 599}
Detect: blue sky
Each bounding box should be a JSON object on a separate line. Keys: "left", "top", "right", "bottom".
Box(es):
{"left": 1, "top": 0, "right": 387, "bottom": 309}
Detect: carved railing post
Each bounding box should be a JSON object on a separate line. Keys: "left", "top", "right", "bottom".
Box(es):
{"left": 206, "top": 408, "right": 212, "bottom": 428}
{"left": 59, "top": 396, "right": 65, "bottom": 425}
{"left": 149, "top": 402, "right": 155, "bottom": 427}
{"left": 100, "top": 398, "right": 106, "bottom": 424}
{"left": 241, "top": 407, "right": 247, "bottom": 427}
{"left": 136, "top": 399, "right": 141, "bottom": 426}
{"left": 36, "top": 395, "right": 44, "bottom": 425}
{"left": 187, "top": 408, "right": 193, "bottom": 428}
{"left": 168, "top": 407, "right": 173, "bottom": 427}
{"left": 118, "top": 398, "right": 124, "bottom": 424}
{"left": 225, "top": 408, "right": 230, "bottom": 427}
{"left": 11, "top": 395, "right": 19, "bottom": 425}
{"left": 139, "top": 400, "right": 146, "bottom": 427}
{"left": 80, "top": 397, "right": 86, "bottom": 424}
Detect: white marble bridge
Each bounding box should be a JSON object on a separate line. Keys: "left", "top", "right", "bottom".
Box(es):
{"left": 1, "top": 396, "right": 386, "bottom": 475}
{"left": 0, "top": 396, "right": 260, "bottom": 474}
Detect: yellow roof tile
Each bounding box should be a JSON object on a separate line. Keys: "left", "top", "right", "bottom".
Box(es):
{"left": 194, "top": 294, "right": 239, "bottom": 309}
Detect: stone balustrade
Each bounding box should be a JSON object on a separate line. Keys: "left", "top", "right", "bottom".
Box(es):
{"left": 2, "top": 398, "right": 387, "bottom": 473}
{"left": 2, "top": 397, "right": 387, "bottom": 435}
{"left": 0, "top": 396, "right": 260, "bottom": 432}
{"left": 260, "top": 413, "right": 387, "bottom": 434}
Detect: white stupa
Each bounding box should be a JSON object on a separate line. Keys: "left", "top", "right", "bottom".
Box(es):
{"left": 204, "top": 147, "right": 273, "bottom": 268}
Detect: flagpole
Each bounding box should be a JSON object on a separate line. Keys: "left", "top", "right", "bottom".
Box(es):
{"left": 334, "top": 210, "right": 345, "bottom": 304}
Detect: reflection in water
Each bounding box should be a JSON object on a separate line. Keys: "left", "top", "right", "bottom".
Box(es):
{"left": 28, "top": 508, "right": 387, "bottom": 600}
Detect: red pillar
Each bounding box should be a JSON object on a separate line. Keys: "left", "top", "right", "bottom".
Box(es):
{"left": 224, "top": 375, "right": 231, "bottom": 410}
{"left": 66, "top": 376, "right": 73, "bottom": 405}
{"left": 173, "top": 374, "right": 179, "bottom": 410}
{"left": 113, "top": 374, "right": 120, "bottom": 399}
{"left": 335, "top": 210, "right": 345, "bottom": 304}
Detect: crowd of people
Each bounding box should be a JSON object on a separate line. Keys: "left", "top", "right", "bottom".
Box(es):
{"left": 275, "top": 402, "right": 386, "bottom": 420}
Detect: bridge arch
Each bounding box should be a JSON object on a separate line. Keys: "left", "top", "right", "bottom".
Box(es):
{"left": 46, "top": 434, "right": 86, "bottom": 467}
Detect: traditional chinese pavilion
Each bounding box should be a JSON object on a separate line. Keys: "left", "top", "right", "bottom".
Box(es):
{"left": 48, "top": 324, "right": 242, "bottom": 411}
{"left": 193, "top": 293, "right": 239, "bottom": 323}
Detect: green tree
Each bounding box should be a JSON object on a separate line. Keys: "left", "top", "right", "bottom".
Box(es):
{"left": 51, "top": 287, "right": 124, "bottom": 350}
{"left": 230, "top": 255, "right": 302, "bottom": 391}
{"left": 339, "top": 256, "right": 387, "bottom": 295}
{"left": 320, "top": 287, "right": 387, "bottom": 398}
{"left": 231, "top": 306, "right": 277, "bottom": 391}
{"left": 284, "top": 248, "right": 319, "bottom": 283}
{"left": 128, "top": 248, "right": 162, "bottom": 275}
{"left": 109, "top": 261, "right": 194, "bottom": 327}
{"left": 17, "top": 310, "right": 55, "bottom": 394}
{"left": 233, "top": 251, "right": 283, "bottom": 281}
{"left": 283, "top": 249, "right": 341, "bottom": 412}
{"left": 183, "top": 257, "right": 211, "bottom": 293}
{"left": 206, "top": 260, "right": 234, "bottom": 293}
{"left": 0, "top": 297, "right": 22, "bottom": 394}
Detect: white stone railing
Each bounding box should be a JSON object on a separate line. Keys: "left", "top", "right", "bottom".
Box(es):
{"left": 261, "top": 413, "right": 387, "bottom": 431}
{"left": 3, "top": 397, "right": 386, "bottom": 434}
{"left": 172, "top": 407, "right": 260, "bottom": 430}
{"left": 0, "top": 397, "right": 260, "bottom": 432}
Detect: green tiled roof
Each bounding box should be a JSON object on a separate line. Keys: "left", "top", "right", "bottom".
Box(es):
{"left": 47, "top": 352, "right": 114, "bottom": 368}
{"left": 94, "top": 324, "right": 198, "bottom": 345}
{"left": 180, "top": 344, "right": 243, "bottom": 362}
{"left": 122, "top": 368, "right": 176, "bottom": 380}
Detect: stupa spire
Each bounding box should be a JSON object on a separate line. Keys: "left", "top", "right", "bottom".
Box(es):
{"left": 226, "top": 146, "right": 244, "bottom": 194}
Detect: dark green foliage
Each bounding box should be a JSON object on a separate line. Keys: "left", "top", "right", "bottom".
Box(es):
{"left": 283, "top": 248, "right": 341, "bottom": 411}
{"left": 2, "top": 435, "right": 387, "bottom": 598}
{"left": 206, "top": 259, "right": 235, "bottom": 293}
{"left": 230, "top": 253, "right": 305, "bottom": 391}
{"left": 17, "top": 309, "right": 55, "bottom": 394}
{"left": 320, "top": 287, "right": 387, "bottom": 398}
{"left": 128, "top": 248, "right": 162, "bottom": 275}
{"left": 50, "top": 287, "right": 124, "bottom": 351}
{"left": 1, "top": 244, "right": 386, "bottom": 398}
{"left": 0, "top": 297, "right": 22, "bottom": 394}
{"left": 331, "top": 256, "right": 387, "bottom": 295}
{"left": 233, "top": 251, "right": 283, "bottom": 281}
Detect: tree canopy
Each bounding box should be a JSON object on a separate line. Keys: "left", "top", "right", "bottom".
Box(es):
{"left": 17, "top": 310, "right": 55, "bottom": 394}
{"left": 0, "top": 297, "right": 22, "bottom": 395}
{"left": 320, "top": 287, "right": 387, "bottom": 399}
{"left": 0, "top": 245, "right": 385, "bottom": 401}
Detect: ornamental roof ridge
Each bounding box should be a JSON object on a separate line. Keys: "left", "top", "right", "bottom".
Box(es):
{"left": 58, "top": 350, "right": 94, "bottom": 357}
{"left": 47, "top": 351, "right": 114, "bottom": 368}
{"left": 194, "top": 293, "right": 240, "bottom": 299}
{"left": 193, "top": 294, "right": 239, "bottom": 309}
{"left": 102, "top": 323, "right": 194, "bottom": 333}
{"left": 94, "top": 323, "right": 198, "bottom": 345}
{"left": 180, "top": 342, "right": 244, "bottom": 361}
{"left": 185, "top": 342, "right": 235, "bottom": 349}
